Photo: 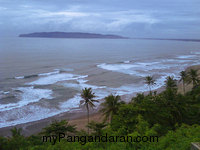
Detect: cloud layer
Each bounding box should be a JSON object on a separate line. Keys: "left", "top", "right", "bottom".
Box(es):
{"left": 1, "top": 0, "right": 200, "bottom": 38}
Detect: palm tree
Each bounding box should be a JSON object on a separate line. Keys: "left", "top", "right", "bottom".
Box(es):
{"left": 145, "top": 75, "right": 156, "bottom": 94}
{"left": 165, "top": 76, "right": 177, "bottom": 89}
{"left": 100, "top": 94, "right": 123, "bottom": 123}
{"left": 81, "top": 88, "right": 98, "bottom": 134}
{"left": 179, "top": 71, "right": 187, "bottom": 94}
{"left": 163, "top": 76, "right": 178, "bottom": 101}
{"left": 187, "top": 69, "right": 200, "bottom": 88}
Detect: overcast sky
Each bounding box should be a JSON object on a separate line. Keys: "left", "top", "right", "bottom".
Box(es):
{"left": 0, "top": 0, "right": 200, "bottom": 38}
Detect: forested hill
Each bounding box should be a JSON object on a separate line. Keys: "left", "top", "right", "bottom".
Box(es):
{"left": 19, "top": 32, "right": 128, "bottom": 39}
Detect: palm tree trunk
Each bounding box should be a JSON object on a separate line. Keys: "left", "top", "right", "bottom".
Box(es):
{"left": 149, "top": 86, "right": 151, "bottom": 95}
{"left": 192, "top": 79, "right": 196, "bottom": 89}
{"left": 110, "top": 112, "right": 113, "bottom": 124}
{"left": 87, "top": 104, "right": 89, "bottom": 135}
{"left": 183, "top": 81, "right": 185, "bottom": 95}
{"left": 193, "top": 81, "right": 195, "bottom": 89}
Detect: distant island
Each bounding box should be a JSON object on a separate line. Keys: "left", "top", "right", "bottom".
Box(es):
{"left": 19, "top": 32, "right": 128, "bottom": 39}
{"left": 19, "top": 32, "right": 200, "bottom": 42}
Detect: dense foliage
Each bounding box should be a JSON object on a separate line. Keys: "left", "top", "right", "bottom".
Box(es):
{"left": 0, "top": 70, "right": 200, "bottom": 150}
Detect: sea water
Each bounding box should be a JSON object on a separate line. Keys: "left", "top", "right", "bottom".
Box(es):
{"left": 0, "top": 37, "right": 200, "bottom": 127}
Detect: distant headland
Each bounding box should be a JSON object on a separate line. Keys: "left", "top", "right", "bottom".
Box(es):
{"left": 19, "top": 32, "right": 128, "bottom": 39}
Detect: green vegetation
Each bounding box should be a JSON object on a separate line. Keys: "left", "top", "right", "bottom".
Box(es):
{"left": 100, "top": 94, "right": 124, "bottom": 123}
{"left": 0, "top": 69, "right": 200, "bottom": 150}
{"left": 40, "top": 120, "right": 76, "bottom": 136}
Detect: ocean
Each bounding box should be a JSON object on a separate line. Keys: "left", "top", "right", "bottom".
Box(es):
{"left": 0, "top": 37, "right": 200, "bottom": 128}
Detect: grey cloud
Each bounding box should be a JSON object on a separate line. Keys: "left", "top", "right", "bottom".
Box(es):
{"left": 0, "top": 0, "right": 200, "bottom": 38}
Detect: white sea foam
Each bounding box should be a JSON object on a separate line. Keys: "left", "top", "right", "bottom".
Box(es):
{"left": 0, "top": 90, "right": 9, "bottom": 95}
{"left": 98, "top": 62, "right": 161, "bottom": 73}
{"left": 0, "top": 92, "right": 98, "bottom": 128}
{"left": 27, "top": 73, "right": 88, "bottom": 85}
{"left": 136, "top": 62, "right": 160, "bottom": 66}
{"left": 97, "top": 61, "right": 181, "bottom": 77}
{"left": 124, "top": 60, "right": 130, "bottom": 63}
{"left": 190, "top": 51, "right": 200, "bottom": 55}
{"left": 14, "top": 69, "right": 74, "bottom": 79}
{"left": 62, "top": 77, "right": 108, "bottom": 100}
{"left": 3, "top": 91, "right": 10, "bottom": 94}
{"left": 140, "top": 63, "right": 172, "bottom": 71}
{"left": 0, "top": 90, "right": 102, "bottom": 128}
{"left": 77, "top": 80, "right": 106, "bottom": 90}
{"left": 98, "top": 63, "right": 136, "bottom": 71}
{"left": 110, "top": 72, "right": 179, "bottom": 98}
{"left": 60, "top": 88, "right": 107, "bottom": 111}
{"left": 176, "top": 55, "right": 196, "bottom": 59}
{"left": 61, "top": 77, "right": 110, "bottom": 108}
{"left": 97, "top": 53, "right": 199, "bottom": 78}
{"left": 0, "top": 105, "right": 59, "bottom": 128}
{"left": 0, "top": 87, "right": 53, "bottom": 112}
{"left": 15, "top": 76, "right": 24, "bottom": 79}
{"left": 97, "top": 63, "right": 141, "bottom": 76}
{"left": 161, "top": 58, "right": 193, "bottom": 63}
{"left": 27, "top": 74, "right": 73, "bottom": 85}
{"left": 0, "top": 91, "right": 10, "bottom": 99}
{"left": 112, "top": 84, "right": 148, "bottom": 96}
{"left": 0, "top": 71, "right": 91, "bottom": 127}
{"left": 38, "top": 70, "right": 60, "bottom": 76}
{"left": 60, "top": 94, "right": 82, "bottom": 110}
{"left": 96, "top": 58, "right": 184, "bottom": 98}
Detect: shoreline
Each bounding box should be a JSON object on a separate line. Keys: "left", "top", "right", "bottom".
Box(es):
{"left": 0, "top": 86, "right": 165, "bottom": 137}
{"left": 0, "top": 65, "right": 199, "bottom": 137}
